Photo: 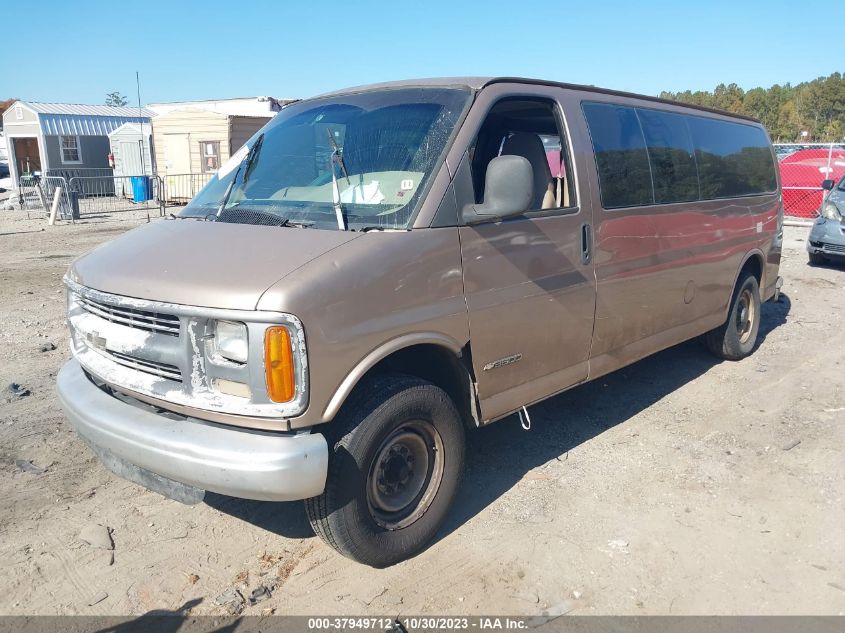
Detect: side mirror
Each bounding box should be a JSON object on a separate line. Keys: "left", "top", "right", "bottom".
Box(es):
{"left": 463, "top": 155, "right": 533, "bottom": 225}
{"left": 822, "top": 179, "right": 835, "bottom": 191}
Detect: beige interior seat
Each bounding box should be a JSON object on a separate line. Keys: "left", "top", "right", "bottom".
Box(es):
{"left": 500, "top": 132, "right": 557, "bottom": 210}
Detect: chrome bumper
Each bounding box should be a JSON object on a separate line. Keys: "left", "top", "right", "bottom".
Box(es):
{"left": 57, "top": 360, "right": 328, "bottom": 503}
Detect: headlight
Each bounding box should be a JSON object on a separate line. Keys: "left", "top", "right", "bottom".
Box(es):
{"left": 822, "top": 201, "right": 843, "bottom": 221}
{"left": 213, "top": 320, "right": 248, "bottom": 364}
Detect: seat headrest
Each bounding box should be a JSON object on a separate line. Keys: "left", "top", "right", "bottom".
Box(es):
{"left": 500, "top": 132, "right": 553, "bottom": 209}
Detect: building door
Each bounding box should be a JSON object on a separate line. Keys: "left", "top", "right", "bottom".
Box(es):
{"left": 163, "top": 133, "right": 193, "bottom": 201}
{"left": 13, "top": 137, "right": 41, "bottom": 175}
{"left": 120, "top": 141, "right": 144, "bottom": 175}
{"left": 162, "top": 133, "right": 191, "bottom": 174}
{"left": 456, "top": 93, "right": 596, "bottom": 423}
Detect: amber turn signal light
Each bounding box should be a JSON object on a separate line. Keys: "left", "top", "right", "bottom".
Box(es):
{"left": 264, "top": 326, "right": 295, "bottom": 403}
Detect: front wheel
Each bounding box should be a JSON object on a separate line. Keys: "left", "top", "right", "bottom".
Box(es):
{"left": 305, "top": 373, "right": 465, "bottom": 567}
{"left": 704, "top": 272, "right": 761, "bottom": 360}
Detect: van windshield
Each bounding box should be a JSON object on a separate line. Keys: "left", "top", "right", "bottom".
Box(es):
{"left": 180, "top": 87, "right": 471, "bottom": 230}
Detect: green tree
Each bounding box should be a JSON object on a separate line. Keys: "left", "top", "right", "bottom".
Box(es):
{"left": 105, "top": 92, "right": 128, "bottom": 107}
{"left": 659, "top": 72, "right": 845, "bottom": 142}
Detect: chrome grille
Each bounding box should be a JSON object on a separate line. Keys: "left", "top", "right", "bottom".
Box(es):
{"left": 79, "top": 295, "right": 180, "bottom": 336}
{"left": 105, "top": 350, "right": 182, "bottom": 382}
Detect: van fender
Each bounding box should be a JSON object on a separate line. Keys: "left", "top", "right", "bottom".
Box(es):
{"left": 722, "top": 249, "right": 766, "bottom": 320}
{"left": 321, "top": 332, "right": 465, "bottom": 423}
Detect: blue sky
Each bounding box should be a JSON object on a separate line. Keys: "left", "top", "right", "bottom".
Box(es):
{"left": 2, "top": 0, "right": 841, "bottom": 105}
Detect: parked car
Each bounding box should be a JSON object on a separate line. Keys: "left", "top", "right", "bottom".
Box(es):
{"left": 56, "top": 77, "right": 783, "bottom": 567}
{"left": 808, "top": 175, "right": 845, "bottom": 264}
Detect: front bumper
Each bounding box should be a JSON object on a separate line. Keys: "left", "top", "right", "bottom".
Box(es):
{"left": 808, "top": 218, "right": 845, "bottom": 258}
{"left": 57, "top": 359, "right": 328, "bottom": 503}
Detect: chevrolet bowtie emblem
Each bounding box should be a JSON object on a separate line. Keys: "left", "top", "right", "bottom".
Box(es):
{"left": 86, "top": 331, "right": 107, "bottom": 350}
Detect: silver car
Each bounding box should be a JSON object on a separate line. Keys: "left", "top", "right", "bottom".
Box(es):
{"left": 808, "top": 176, "right": 845, "bottom": 265}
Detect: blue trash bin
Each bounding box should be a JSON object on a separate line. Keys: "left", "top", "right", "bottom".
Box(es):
{"left": 131, "top": 176, "right": 152, "bottom": 203}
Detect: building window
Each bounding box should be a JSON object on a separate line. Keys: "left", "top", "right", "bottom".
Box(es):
{"left": 15, "top": 104, "right": 23, "bottom": 120}
{"left": 200, "top": 141, "right": 220, "bottom": 172}
{"left": 60, "top": 135, "right": 81, "bottom": 163}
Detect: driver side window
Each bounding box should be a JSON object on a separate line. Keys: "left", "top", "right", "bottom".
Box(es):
{"left": 469, "top": 98, "right": 577, "bottom": 212}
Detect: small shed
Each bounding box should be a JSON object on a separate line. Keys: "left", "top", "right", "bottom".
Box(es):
{"left": 152, "top": 108, "right": 272, "bottom": 175}
{"left": 108, "top": 122, "right": 154, "bottom": 178}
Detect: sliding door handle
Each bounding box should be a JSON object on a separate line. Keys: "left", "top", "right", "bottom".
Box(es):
{"left": 581, "top": 223, "right": 592, "bottom": 265}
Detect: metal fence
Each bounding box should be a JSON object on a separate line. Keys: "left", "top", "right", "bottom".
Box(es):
{"left": 45, "top": 167, "right": 116, "bottom": 181}
{"left": 775, "top": 143, "right": 845, "bottom": 219}
{"left": 5, "top": 170, "right": 214, "bottom": 220}
{"left": 68, "top": 175, "right": 165, "bottom": 219}
{"left": 160, "top": 173, "right": 214, "bottom": 207}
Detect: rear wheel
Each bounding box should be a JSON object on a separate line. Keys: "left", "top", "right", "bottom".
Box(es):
{"left": 705, "top": 272, "right": 761, "bottom": 360}
{"left": 809, "top": 252, "right": 826, "bottom": 266}
{"left": 305, "top": 373, "right": 465, "bottom": 567}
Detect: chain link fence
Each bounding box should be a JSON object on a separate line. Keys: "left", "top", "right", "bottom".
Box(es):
{"left": 775, "top": 143, "right": 845, "bottom": 220}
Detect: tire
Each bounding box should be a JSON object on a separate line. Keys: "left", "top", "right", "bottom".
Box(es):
{"left": 809, "top": 252, "right": 826, "bottom": 266}
{"left": 305, "top": 372, "right": 465, "bottom": 567}
{"left": 704, "top": 272, "right": 761, "bottom": 360}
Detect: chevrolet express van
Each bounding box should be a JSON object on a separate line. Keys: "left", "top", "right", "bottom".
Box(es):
{"left": 57, "top": 77, "right": 783, "bottom": 567}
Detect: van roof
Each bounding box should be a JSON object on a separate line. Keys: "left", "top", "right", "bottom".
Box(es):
{"left": 316, "top": 76, "right": 761, "bottom": 124}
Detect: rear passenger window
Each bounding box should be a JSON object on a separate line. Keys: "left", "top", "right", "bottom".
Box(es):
{"left": 637, "top": 109, "right": 699, "bottom": 203}
{"left": 581, "top": 103, "right": 653, "bottom": 208}
{"left": 687, "top": 117, "right": 777, "bottom": 198}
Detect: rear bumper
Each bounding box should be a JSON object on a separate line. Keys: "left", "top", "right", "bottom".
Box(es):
{"left": 57, "top": 360, "right": 328, "bottom": 502}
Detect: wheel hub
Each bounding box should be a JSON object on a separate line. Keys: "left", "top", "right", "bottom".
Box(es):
{"left": 735, "top": 288, "right": 755, "bottom": 344}
{"left": 367, "top": 422, "right": 445, "bottom": 530}
{"left": 377, "top": 447, "right": 415, "bottom": 495}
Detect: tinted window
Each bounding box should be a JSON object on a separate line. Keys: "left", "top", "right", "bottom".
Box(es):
{"left": 637, "top": 109, "right": 699, "bottom": 203}
{"left": 687, "top": 117, "right": 777, "bottom": 198}
{"left": 582, "top": 102, "right": 653, "bottom": 208}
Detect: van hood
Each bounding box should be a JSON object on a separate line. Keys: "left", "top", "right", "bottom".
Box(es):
{"left": 67, "top": 219, "right": 361, "bottom": 310}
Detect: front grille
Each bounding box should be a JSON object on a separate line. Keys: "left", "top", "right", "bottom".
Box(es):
{"left": 79, "top": 295, "right": 180, "bottom": 336}
{"left": 105, "top": 350, "right": 182, "bottom": 382}
{"left": 823, "top": 242, "right": 845, "bottom": 254}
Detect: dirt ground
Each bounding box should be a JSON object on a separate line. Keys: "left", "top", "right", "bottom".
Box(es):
{"left": 0, "top": 209, "right": 843, "bottom": 617}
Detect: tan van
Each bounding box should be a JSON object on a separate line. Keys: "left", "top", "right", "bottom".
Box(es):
{"left": 57, "top": 77, "right": 783, "bottom": 567}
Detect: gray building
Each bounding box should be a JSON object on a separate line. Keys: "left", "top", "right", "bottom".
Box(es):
{"left": 2, "top": 101, "right": 154, "bottom": 183}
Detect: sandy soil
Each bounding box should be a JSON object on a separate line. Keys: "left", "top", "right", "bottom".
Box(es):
{"left": 0, "top": 209, "right": 843, "bottom": 616}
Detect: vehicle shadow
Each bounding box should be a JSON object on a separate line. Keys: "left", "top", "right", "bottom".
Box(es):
{"left": 204, "top": 491, "right": 315, "bottom": 539}
{"left": 811, "top": 258, "right": 845, "bottom": 272}
{"left": 758, "top": 291, "right": 791, "bottom": 345}
{"left": 206, "top": 295, "right": 791, "bottom": 552}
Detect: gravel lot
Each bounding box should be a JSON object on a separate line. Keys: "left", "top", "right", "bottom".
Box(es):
{"left": 0, "top": 210, "right": 843, "bottom": 616}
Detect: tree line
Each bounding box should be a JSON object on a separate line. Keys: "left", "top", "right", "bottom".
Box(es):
{"left": 659, "top": 72, "right": 845, "bottom": 143}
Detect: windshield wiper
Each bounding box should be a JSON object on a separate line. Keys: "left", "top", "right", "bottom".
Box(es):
{"left": 241, "top": 133, "right": 264, "bottom": 184}
{"left": 326, "top": 128, "right": 350, "bottom": 231}
{"left": 216, "top": 133, "right": 264, "bottom": 218}
{"left": 279, "top": 218, "right": 314, "bottom": 228}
